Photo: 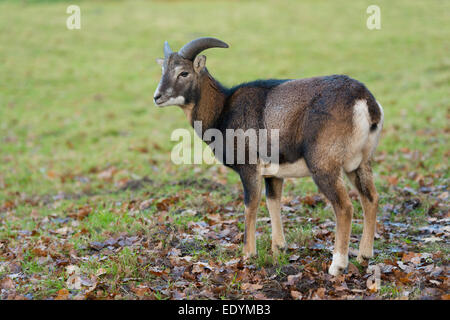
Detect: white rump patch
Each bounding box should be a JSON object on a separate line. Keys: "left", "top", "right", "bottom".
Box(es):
{"left": 377, "top": 102, "right": 384, "bottom": 124}
{"left": 343, "top": 99, "right": 371, "bottom": 173}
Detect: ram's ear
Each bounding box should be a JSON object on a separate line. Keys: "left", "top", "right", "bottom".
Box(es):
{"left": 156, "top": 58, "right": 164, "bottom": 66}
{"left": 193, "top": 55, "right": 206, "bottom": 73}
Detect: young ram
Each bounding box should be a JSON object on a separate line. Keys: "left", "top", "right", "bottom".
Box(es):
{"left": 154, "top": 37, "right": 384, "bottom": 276}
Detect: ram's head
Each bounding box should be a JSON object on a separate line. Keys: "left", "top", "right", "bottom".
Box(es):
{"left": 154, "top": 37, "right": 228, "bottom": 107}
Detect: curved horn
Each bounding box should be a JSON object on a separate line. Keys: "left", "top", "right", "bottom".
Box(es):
{"left": 164, "top": 41, "right": 173, "bottom": 57}
{"left": 178, "top": 37, "right": 229, "bottom": 60}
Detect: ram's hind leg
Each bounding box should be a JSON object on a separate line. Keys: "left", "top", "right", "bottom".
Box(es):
{"left": 265, "top": 177, "right": 286, "bottom": 255}
{"left": 312, "top": 170, "right": 354, "bottom": 276}
{"left": 346, "top": 162, "right": 379, "bottom": 263}
{"left": 240, "top": 169, "right": 263, "bottom": 258}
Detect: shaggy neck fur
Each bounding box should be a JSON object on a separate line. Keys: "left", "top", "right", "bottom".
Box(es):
{"left": 189, "top": 69, "right": 227, "bottom": 135}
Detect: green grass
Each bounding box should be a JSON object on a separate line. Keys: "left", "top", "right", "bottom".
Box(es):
{"left": 0, "top": 0, "right": 448, "bottom": 300}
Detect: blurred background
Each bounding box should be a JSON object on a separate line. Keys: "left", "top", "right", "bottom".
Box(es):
{"left": 0, "top": 0, "right": 449, "bottom": 300}
{"left": 1, "top": 0, "right": 448, "bottom": 197}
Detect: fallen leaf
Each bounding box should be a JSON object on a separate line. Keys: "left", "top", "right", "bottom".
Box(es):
{"left": 402, "top": 252, "right": 422, "bottom": 265}
{"left": 131, "top": 286, "right": 151, "bottom": 297}
{"left": 89, "top": 241, "right": 105, "bottom": 251}
{"left": 286, "top": 273, "right": 302, "bottom": 286}
{"left": 30, "top": 209, "right": 40, "bottom": 219}
{"left": 0, "top": 277, "right": 15, "bottom": 290}
{"left": 192, "top": 262, "right": 213, "bottom": 273}
{"left": 387, "top": 176, "right": 398, "bottom": 186}
{"left": 347, "top": 263, "right": 360, "bottom": 276}
{"left": 147, "top": 266, "right": 167, "bottom": 277}
{"left": 54, "top": 226, "right": 71, "bottom": 236}
{"left": 241, "top": 283, "right": 263, "bottom": 291}
{"left": 139, "top": 199, "right": 154, "bottom": 211}
{"left": 290, "top": 290, "right": 302, "bottom": 300}
{"left": 55, "top": 288, "right": 70, "bottom": 300}
{"left": 76, "top": 206, "right": 92, "bottom": 220}
{"left": 32, "top": 247, "right": 48, "bottom": 257}
{"left": 96, "top": 268, "right": 107, "bottom": 277}
{"left": 437, "top": 192, "right": 448, "bottom": 200}
{"left": 423, "top": 236, "right": 442, "bottom": 243}
{"left": 97, "top": 167, "right": 116, "bottom": 181}
{"left": 312, "top": 287, "right": 326, "bottom": 299}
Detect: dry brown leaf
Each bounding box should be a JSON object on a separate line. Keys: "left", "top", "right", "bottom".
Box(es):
{"left": 286, "top": 273, "right": 302, "bottom": 286}
{"left": 147, "top": 266, "right": 167, "bottom": 277}
{"left": 423, "top": 236, "right": 442, "bottom": 243}
{"left": 387, "top": 176, "right": 398, "bottom": 185}
{"left": 97, "top": 167, "right": 116, "bottom": 181}
{"left": 290, "top": 290, "right": 302, "bottom": 300}
{"left": 54, "top": 226, "right": 72, "bottom": 236}
{"left": 0, "top": 277, "right": 15, "bottom": 290}
{"left": 192, "top": 262, "right": 213, "bottom": 274}
{"left": 139, "top": 199, "right": 154, "bottom": 211}
{"left": 402, "top": 252, "right": 422, "bottom": 264}
{"left": 241, "top": 283, "right": 263, "bottom": 292}
{"left": 76, "top": 206, "right": 92, "bottom": 220}
{"left": 131, "top": 286, "right": 151, "bottom": 297}
{"left": 347, "top": 263, "right": 360, "bottom": 276}
{"left": 32, "top": 247, "right": 48, "bottom": 257}
{"left": 55, "top": 288, "right": 70, "bottom": 300}
{"left": 96, "top": 268, "right": 107, "bottom": 277}
{"left": 253, "top": 293, "right": 269, "bottom": 300}
{"left": 312, "top": 287, "right": 326, "bottom": 299}
{"left": 30, "top": 209, "right": 40, "bottom": 219}
{"left": 437, "top": 192, "right": 448, "bottom": 200}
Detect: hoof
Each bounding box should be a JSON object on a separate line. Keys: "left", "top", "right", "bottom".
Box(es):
{"left": 243, "top": 253, "right": 255, "bottom": 260}
{"left": 328, "top": 264, "right": 345, "bottom": 276}
{"left": 356, "top": 247, "right": 373, "bottom": 263}
{"left": 328, "top": 253, "right": 348, "bottom": 276}
{"left": 243, "top": 246, "right": 257, "bottom": 260}
{"left": 356, "top": 254, "right": 372, "bottom": 264}
{"left": 271, "top": 242, "right": 287, "bottom": 256}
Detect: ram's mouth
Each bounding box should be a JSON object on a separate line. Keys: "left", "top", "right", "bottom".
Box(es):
{"left": 154, "top": 96, "right": 186, "bottom": 107}
{"left": 154, "top": 97, "right": 167, "bottom": 106}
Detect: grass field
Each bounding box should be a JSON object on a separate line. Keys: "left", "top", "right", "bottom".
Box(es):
{"left": 0, "top": 0, "right": 448, "bottom": 300}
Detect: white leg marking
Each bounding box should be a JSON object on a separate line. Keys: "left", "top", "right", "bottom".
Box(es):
{"left": 328, "top": 252, "right": 349, "bottom": 276}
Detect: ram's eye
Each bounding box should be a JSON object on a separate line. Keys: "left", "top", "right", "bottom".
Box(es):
{"left": 179, "top": 71, "right": 189, "bottom": 78}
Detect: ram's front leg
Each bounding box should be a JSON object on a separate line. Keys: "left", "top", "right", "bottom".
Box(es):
{"left": 240, "top": 169, "right": 262, "bottom": 258}
{"left": 265, "top": 177, "right": 286, "bottom": 255}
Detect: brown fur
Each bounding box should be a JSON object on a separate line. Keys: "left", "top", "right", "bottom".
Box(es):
{"left": 265, "top": 177, "right": 286, "bottom": 253}
{"left": 155, "top": 42, "right": 383, "bottom": 275}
